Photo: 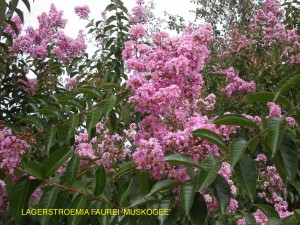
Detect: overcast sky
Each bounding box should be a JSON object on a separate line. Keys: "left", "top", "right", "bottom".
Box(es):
{"left": 20, "top": 0, "right": 196, "bottom": 38}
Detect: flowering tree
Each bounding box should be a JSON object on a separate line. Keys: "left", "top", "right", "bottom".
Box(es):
{"left": 0, "top": 0, "right": 300, "bottom": 225}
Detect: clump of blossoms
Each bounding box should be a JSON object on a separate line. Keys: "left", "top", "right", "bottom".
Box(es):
{"left": 18, "top": 78, "right": 38, "bottom": 95}
{"left": 75, "top": 5, "right": 90, "bottom": 20}
{"left": 237, "top": 155, "right": 293, "bottom": 224}
{"left": 73, "top": 122, "right": 135, "bottom": 172}
{"left": 123, "top": 1, "right": 238, "bottom": 180}
{"left": 267, "top": 102, "right": 297, "bottom": 127}
{"left": 9, "top": 4, "right": 87, "bottom": 63}
{"left": 0, "top": 127, "right": 29, "bottom": 175}
{"left": 216, "top": 67, "right": 256, "bottom": 100}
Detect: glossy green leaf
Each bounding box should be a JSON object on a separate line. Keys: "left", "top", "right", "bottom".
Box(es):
{"left": 86, "top": 108, "right": 101, "bottom": 135}
{"left": 191, "top": 129, "right": 227, "bottom": 150}
{"left": 65, "top": 116, "right": 79, "bottom": 143}
{"left": 137, "top": 171, "right": 149, "bottom": 195}
{"left": 163, "top": 154, "right": 201, "bottom": 169}
{"left": 126, "top": 195, "right": 157, "bottom": 208}
{"left": 244, "top": 213, "right": 256, "bottom": 225}
{"left": 43, "top": 147, "right": 72, "bottom": 178}
{"left": 113, "top": 161, "right": 134, "bottom": 178}
{"left": 180, "top": 181, "right": 195, "bottom": 215}
{"left": 94, "top": 165, "right": 106, "bottom": 196}
{"left": 274, "top": 73, "right": 300, "bottom": 100}
{"left": 213, "top": 114, "right": 260, "bottom": 130}
{"left": 190, "top": 192, "right": 207, "bottom": 225}
{"left": 75, "top": 86, "right": 102, "bottom": 98}
{"left": 117, "top": 179, "right": 134, "bottom": 206}
{"left": 158, "top": 196, "right": 173, "bottom": 225}
{"left": 281, "top": 215, "right": 298, "bottom": 225}
{"left": 198, "top": 158, "right": 222, "bottom": 191}
{"left": 278, "top": 134, "right": 298, "bottom": 180}
{"left": 23, "top": 161, "right": 43, "bottom": 180}
{"left": 104, "top": 95, "right": 117, "bottom": 118}
{"left": 68, "top": 195, "right": 86, "bottom": 225}
{"left": 147, "top": 179, "right": 180, "bottom": 197}
{"left": 0, "top": 0, "right": 6, "bottom": 28}
{"left": 230, "top": 139, "right": 247, "bottom": 169}
{"left": 267, "top": 117, "right": 285, "bottom": 157}
{"left": 10, "top": 177, "right": 41, "bottom": 219}
{"left": 241, "top": 92, "right": 290, "bottom": 106}
{"left": 45, "top": 126, "right": 57, "bottom": 153}
{"left": 21, "top": 0, "right": 31, "bottom": 11}
{"left": 211, "top": 174, "right": 230, "bottom": 214}
{"left": 38, "top": 186, "right": 59, "bottom": 225}
{"left": 234, "top": 155, "right": 257, "bottom": 200}
{"left": 66, "top": 154, "right": 80, "bottom": 185}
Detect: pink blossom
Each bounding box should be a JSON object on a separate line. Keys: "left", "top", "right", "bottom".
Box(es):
{"left": 75, "top": 5, "right": 90, "bottom": 20}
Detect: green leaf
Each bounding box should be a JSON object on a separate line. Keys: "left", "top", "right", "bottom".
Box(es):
{"left": 113, "top": 161, "right": 134, "bottom": 178}
{"left": 267, "top": 218, "right": 282, "bottom": 225}
{"left": 138, "top": 216, "right": 157, "bottom": 225}
{"left": 234, "top": 155, "right": 257, "bottom": 200}
{"left": 147, "top": 179, "right": 180, "bottom": 197}
{"left": 75, "top": 86, "right": 102, "bottom": 98}
{"left": 241, "top": 92, "right": 290, "bottom": 106}
{"left": 180, "top": 181, "right": 195, "bottom": 216}
{"left": 279, "top": 134, "right": 298, "bottom": 180}
{"left": 158, "top": 196, "right": 173, "bottom": 225}
{"left": 281, "top": 215, "right": 298, "bottom": 225}
{"left": 56, "top": 97, "right": 83, "bottom": 109}
{"left": 38, "top": 107, "right": 62, "bottom": 118}
{"left": 65, "top": 116, "right": 79, "bottom": 143}
{"left": 211, "top": 174, "right": 230, "bottom": 214}
{"left": 10, "top": 177, "right": 41, "bottom": 219}
{"left": 295, "top": 209, "right": 300, "bottom": 221}
{"left": 198, "top": 158, "right": 222, "bottom": 191}
{"left": 191, "top": 129, "right": 227, "bottom": 150}
{"left": 230, "top": 139, "right": 247, "bottom": 169}
{"left": 68, "top": 195, "right": 86, "bottom": 225}
{"left": 42, "top": 147, "right": 72, "bottom": 178}
{"left": 5, "top": 19, "right": 19, "bottom": 35}
{"left": 255, "top": 204, "right": 280, "bottom": 219}
{"left": 23, "top": 161, "right": 43, "bottom": 180}
{"left": 0, "top": 0, "right": 6, "bottom": 28}
{"left": 244, "top": 213, "right": 256, "bottom": 225}
{"left": 163, "top": 154, "right": 201, "bottom": 169}
{"left": 21, "top": 116, "right": 45, "bottom": 129}
{"left": 104, "top": 95, "right": 117, "bottom": 118}
{"left": 45, "top": 127, "right": 57, "bottom": 153}
{"left": 21, "top": 0, "right": 31, "bottom": 11}
{"left": 190, "top": 192, "right": 207, "bottom": 225}
{"left": 267, "top": 117, "right": 285, "bottom": 157}
{"left": 213, "top": 114, "right": 260, "bottom": 130}
{"left": 126, "top": 195, "right": 157, "bottom": 208}
{"left": 137, "top": 171, "right": 149, "bottom": 195}
{"left": 274, "top": 73, "right": 300, "bottom": 100}
{"left": 38, "top": 186, "right": 59, "bottom": 225}
{"left": 86, "top": 108, "right": 101, "bottom": 135}
{"left": 94, "top": 165, "right": 106, "bottom": 196}
{"left": 14, "top": 8, "right": 24, "bottom": 22}
{"left": 66, "top": 154, "right": 80, "bottom": 185}
{"left": 100, "top": 82, "right": 121, "bottom": 90}
{"left": 117, "top": 179, "right": 134, "bottom": 206}
{"left": 105, "top": 3, "right": 116, "bottom": 11}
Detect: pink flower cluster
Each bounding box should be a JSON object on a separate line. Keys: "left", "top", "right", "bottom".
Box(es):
{"left": 75, "top": 5, "right": 90, "bottom": 20}
{"left": 267, "top": 102, "right": 297, "bottom": 127}
{"left": 11, "top": 4, "right": 87, "bottom": 62}
{"left": 250, "top": 0, "right": 300, "bottom": 64}
{"left": 217, "top": 67, "right": 256, "bottom": 100}
{"left": 73, "top": 122, "right": 134, "bottom": 172}
{"left": 123, "top": 2, "right": 239, "bottom": 180}
{"left": 0, "top": 128, "right": 28, "bottom": 174}
{"left": 18, "top": 78, "right": 38, "bottom": 95}
{"left": 238, "top": 161, "right": 293, "bottom": 224}
{"left": 130, "top": 0, "right": 148, "bottom": 25}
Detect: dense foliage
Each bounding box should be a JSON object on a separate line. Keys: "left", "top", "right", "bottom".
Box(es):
{"left": 0, "top": 0, "right": 299, "bottom": 224}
